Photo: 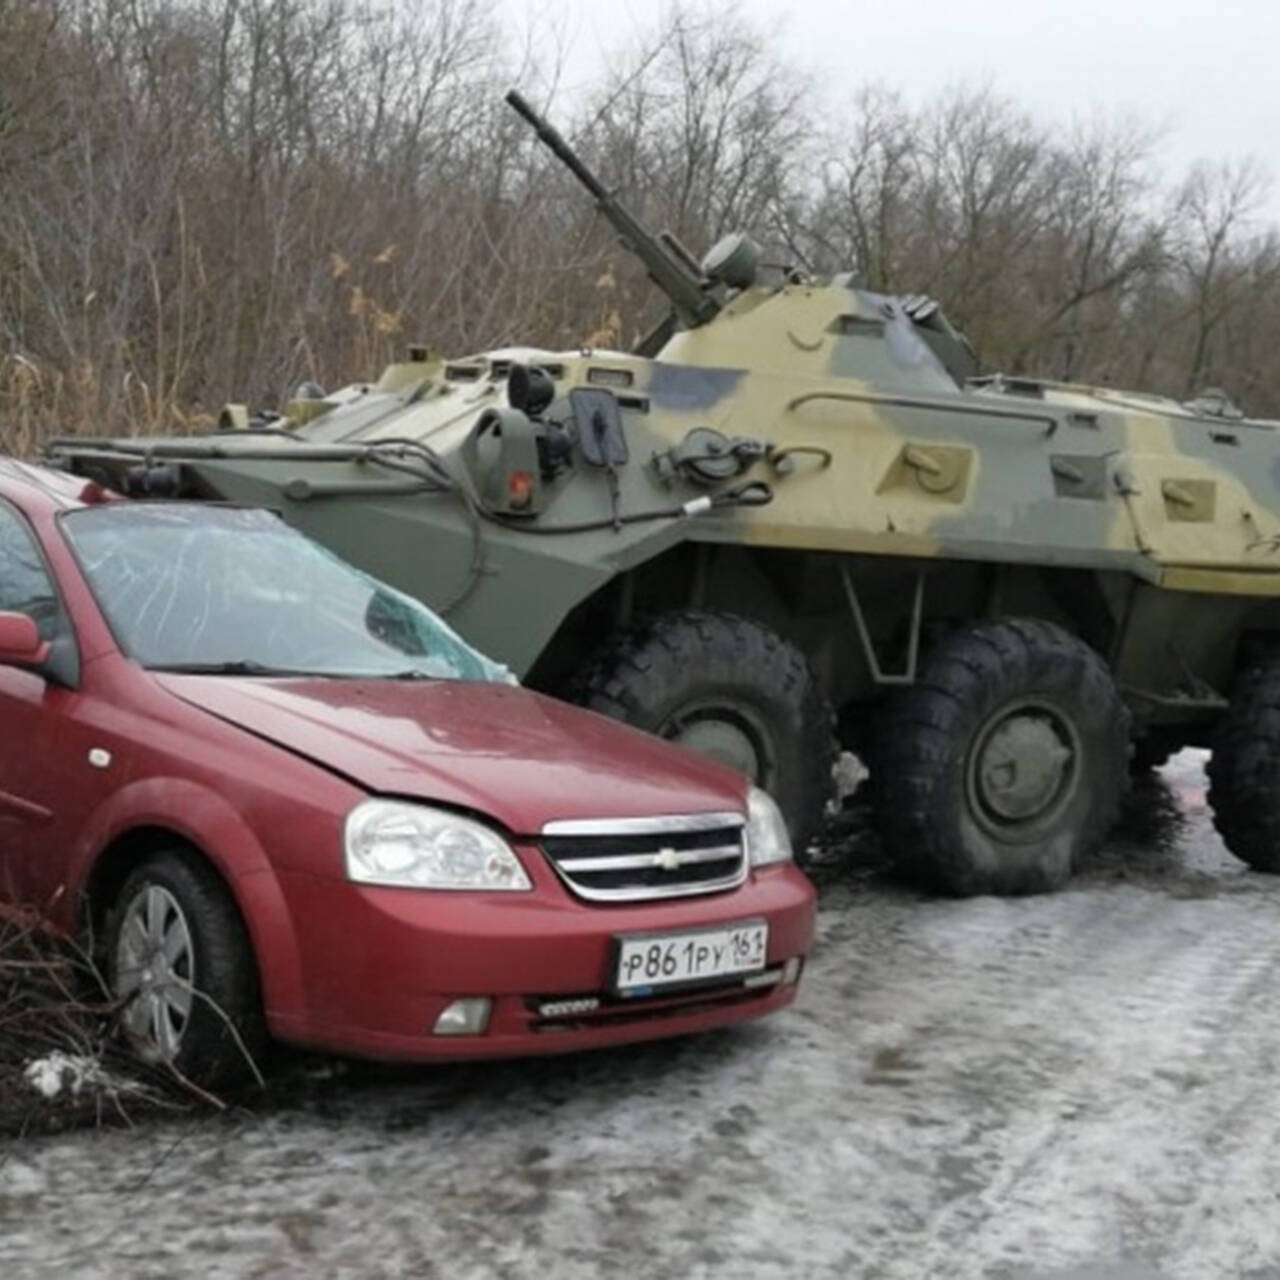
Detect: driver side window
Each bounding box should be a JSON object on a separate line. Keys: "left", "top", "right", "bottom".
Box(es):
{"left": 0, "top": 503, "right": 68, "bottom": 642}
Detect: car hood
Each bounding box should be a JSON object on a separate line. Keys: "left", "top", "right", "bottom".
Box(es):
{"left": 155, "top": 675, "right": 747, "bottom": 835}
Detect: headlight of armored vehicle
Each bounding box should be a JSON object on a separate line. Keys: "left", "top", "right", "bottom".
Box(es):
{"left": 345, "top": 800, "right": 532, "bottom": 890}
{"left": 745, "top": 787, "right": 793, "bottom": 867}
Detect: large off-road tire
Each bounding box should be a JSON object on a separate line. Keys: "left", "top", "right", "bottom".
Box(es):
{"left": 569, "top": 611, "right": 837, "bottom": 855}
{"left": 106, "top": 850, "right": 266, "bottom": 1088}
{"left": 1207, "top": 658, "right": 1280, "bottom": 872}
{"left": 872, "top": 618, "right": 1129, "bottom": 896}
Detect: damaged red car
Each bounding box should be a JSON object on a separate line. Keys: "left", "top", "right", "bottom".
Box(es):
{"left": 0, "top": 462, "right": 814, "bottom": 1083}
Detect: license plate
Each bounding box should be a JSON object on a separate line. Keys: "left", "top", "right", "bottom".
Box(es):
{"left": 614, "top": 920, "right": 768, "bottom": 995}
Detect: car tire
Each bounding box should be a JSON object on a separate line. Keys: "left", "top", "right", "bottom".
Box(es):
{"left": 105, "top": 850, "right": 266, "bottom": 1087}
{"left": 1207, "top": 657, "right": 1280, "bottom": 873}
{"left": 871, "top": 617, "right": 1129, "bottom": 896}
{"left": 569, "top": 611, "right": 837, "bottom": 856}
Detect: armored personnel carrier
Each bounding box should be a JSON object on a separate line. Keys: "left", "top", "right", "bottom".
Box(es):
{"left": 49, "top": 92, "right": 1280, "bottom": 895}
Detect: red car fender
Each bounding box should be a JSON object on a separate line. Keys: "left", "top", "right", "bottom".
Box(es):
{"left": 71, "top": 775, "right": 307, "bottom": 1017}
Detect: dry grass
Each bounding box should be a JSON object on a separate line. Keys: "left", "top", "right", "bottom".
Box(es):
{"left": 0, "top": 257, "right": 427, "bottom": 458}
{"left": 0, "top": 912, "right": 215, "bottom": 1135}
{"left": 0, "top": 356, "right": 208, "bottom": 459}
{"left": 2, "top": 0, "right": 1277, "bottom": 463}
{"left": 1, "top": 912, "right": 116, "bottom": 1133}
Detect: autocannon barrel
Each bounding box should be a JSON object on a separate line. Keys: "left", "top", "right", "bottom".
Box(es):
{"left": 505, "top": 89, "right": 719, "bottom": 328}
{"left": 505, "top": 90, "right": 610, "bottom": 202}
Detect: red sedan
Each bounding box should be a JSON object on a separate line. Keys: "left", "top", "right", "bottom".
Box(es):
{"left": 0, "top": 462, "right": 814, "bottom": 1083}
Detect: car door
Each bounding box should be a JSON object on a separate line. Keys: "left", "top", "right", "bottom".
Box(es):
{"left": 0, "top": 500, "right": 81, "bottom": 909}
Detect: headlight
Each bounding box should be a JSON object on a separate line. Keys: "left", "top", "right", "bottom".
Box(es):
{"left": 345, "top": 800, "right": 531, "bottom": 891}
{"left": 745, "top": 787, "right": 793, "bottom": 867}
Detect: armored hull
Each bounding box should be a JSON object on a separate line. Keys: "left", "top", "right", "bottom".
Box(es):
{"left": 49, "top": 93, "right": 1280, "bottom": 895}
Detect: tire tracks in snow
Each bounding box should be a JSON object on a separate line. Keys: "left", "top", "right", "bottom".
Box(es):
{"left": 6, "top": 754, "right": 1280, "bottom": 1278}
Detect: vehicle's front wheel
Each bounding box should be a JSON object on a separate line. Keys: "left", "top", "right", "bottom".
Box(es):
{"left": 570, "top": 611, "right": 837, "bottom": 855}
{"left": 106, "top": 850, "right": 265, "bottom": 1087}
{"left": 872, "top": 618, "right": 1128, "bottom": 895}
{"left": 1207, "top": 657, "right": 1280, "bottom": 872}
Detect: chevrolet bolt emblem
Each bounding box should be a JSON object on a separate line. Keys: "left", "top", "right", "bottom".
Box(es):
{"left": 653, "top": 847, "right": 682, "bottom": 872}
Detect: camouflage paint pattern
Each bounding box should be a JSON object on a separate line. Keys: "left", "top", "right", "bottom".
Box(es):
{"left": 46, "top": 113, "right": 1280, "bottom": 747}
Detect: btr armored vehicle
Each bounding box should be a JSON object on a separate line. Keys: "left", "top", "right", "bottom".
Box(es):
{"left": 49, "top": 92, "right": 1280, "bottom": 896}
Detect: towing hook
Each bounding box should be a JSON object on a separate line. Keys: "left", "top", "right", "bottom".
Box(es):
{"left": 768, "top": 445, "right": 833, "bottom": 476}
{"left": 715, "top": 480, "right": 774, "bottom": 508}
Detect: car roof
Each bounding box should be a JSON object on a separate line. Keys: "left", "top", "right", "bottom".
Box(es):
{"left": 0, "top": 458, "right": 109, "bottom": 515}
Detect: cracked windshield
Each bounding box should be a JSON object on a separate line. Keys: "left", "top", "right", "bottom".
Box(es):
{"left": 60, "top": 504, "right": 504, "bottom": 681}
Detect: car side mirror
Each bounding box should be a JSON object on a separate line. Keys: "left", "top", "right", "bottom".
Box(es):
{"left": 0, "top": 611, "right": 52, "bottom": 669}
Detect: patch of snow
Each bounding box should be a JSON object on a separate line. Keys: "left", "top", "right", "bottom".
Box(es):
{"left": 5, "top": 750, "right": 1280, "bottom": 1278}
{"left": 0, "top": 1161, "right": 47, "bottom": 1196}
{"left": 23, "top": 1052, "right": 117, "bottom": 1101}
{"left": 832, "top": 750, "right": 868, "bottom": 801}
{"left": 1159, "top": 747, "right": 1212, "bottom": 813}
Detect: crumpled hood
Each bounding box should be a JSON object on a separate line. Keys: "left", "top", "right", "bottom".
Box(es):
{"left": 155, "top": 675, "right": 747, "bottom": 834}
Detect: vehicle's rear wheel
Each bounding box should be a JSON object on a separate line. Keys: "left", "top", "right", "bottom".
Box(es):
{"left": 871, "top": 618, "right": 1128, "bottom": 895}
{"left": 1207, "top": 658, "right": 1280, "bottom": 872}
{"left": 106, "top": 850, "right": 265, "bottom": 1087}
{"left": 569, "top": 611, "right": 837, "bottom": 855}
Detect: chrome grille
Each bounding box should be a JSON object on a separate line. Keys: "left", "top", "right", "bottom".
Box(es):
{"left": 540, "top": 811, "right": 746, "bottom": 902}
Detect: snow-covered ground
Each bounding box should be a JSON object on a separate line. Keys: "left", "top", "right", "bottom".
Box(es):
{"left": 4, "top": 751, "right": 1280, "bottom": 1279}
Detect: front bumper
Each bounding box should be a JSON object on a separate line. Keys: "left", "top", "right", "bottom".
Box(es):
{"left": 266, "top": 861, "right": 814, "bottom": 1062}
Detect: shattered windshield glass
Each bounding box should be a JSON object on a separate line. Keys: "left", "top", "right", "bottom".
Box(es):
{"left": 60, "top": 504, "right": 508, "bottom": 682}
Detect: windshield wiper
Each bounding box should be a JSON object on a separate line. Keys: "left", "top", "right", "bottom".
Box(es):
{"left": 151, "top": 660, "right": 318, "bottom": 677}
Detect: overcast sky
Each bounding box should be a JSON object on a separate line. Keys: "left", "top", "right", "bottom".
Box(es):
{"left": 501, "top": 0, "right": 1280, "bottom": 223}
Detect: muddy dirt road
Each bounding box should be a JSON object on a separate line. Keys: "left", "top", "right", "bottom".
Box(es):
{"left": 3, "top": 752, "right": 1280, "bottom": 1279}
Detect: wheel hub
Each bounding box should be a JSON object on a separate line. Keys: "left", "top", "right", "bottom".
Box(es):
{"left": 660, "top": 703, "right": 773, "bottom": 787}
{"left": 668, "top": 716, "right": 761, "bottom": 778}
{"left": 969, "top": 704, "right": 1079, "bottom": 830}
{"left": 114, "top": 884, "right": 195, "bottom": 1062}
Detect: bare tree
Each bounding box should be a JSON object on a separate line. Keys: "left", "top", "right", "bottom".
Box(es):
{"left": 0, "top": 0, "right": 1277, "bottom": 451}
